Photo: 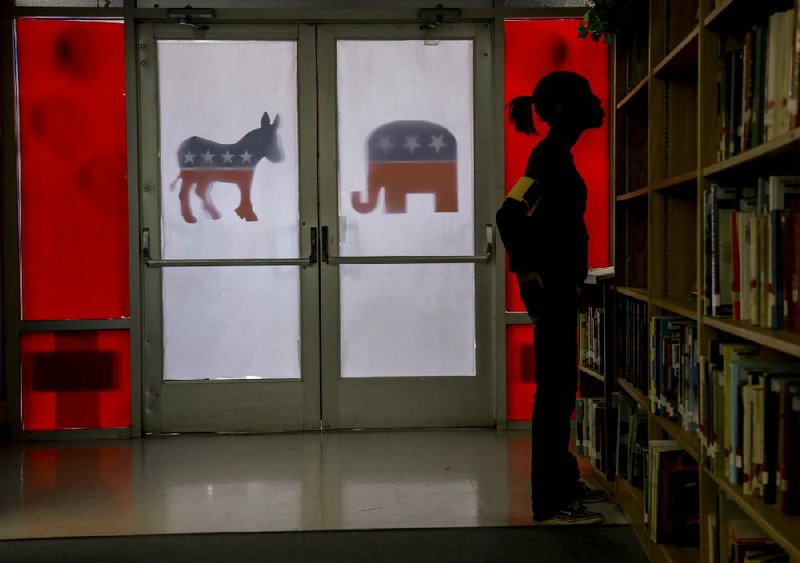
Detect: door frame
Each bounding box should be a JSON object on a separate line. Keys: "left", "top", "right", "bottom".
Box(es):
{"left": 317, "top": 23, "right": 497, "bottom": 429}
{"left": 138, "top": 21, "right": 497, "bottom": 432}
{"left": 0, "top": 4, "right": 597, "bottom": 440}
{"left": 137, "top": 23, "right": 321, "bottom": 433}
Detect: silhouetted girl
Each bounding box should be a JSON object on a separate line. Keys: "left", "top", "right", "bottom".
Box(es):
{"left": 496, "top": 70, "right": 606, "bottom": 525}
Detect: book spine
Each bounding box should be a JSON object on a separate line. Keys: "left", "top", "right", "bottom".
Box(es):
{"left": 732, "top": 209, "right": 741, "bottom": 320}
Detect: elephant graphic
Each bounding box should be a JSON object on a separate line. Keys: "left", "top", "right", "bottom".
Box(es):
{"left": 169, "top": 112, "right": 283, "bottom": 223}
{"left": 352, "top": 120, "right": 458, "bottom": 214}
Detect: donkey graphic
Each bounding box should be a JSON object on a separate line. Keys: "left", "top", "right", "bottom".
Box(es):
{"left": 170, "top": 112, "right": 283, "bottom": 223}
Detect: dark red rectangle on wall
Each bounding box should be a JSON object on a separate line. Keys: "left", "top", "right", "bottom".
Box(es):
{"left": 21, "top": 331, "right": 131, "bottom": 430}
{"left": 503, "top": 19, "right": 610, "bottom": 313}
{"left": 506, "top": 324, "right": 535, "bottom": 421}
{"left": 16, "top": 19, "right": 129, "bottom": 320}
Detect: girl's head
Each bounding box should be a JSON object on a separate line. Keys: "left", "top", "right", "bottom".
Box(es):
{"left": 509, "top": 71, "right": 604, "bottom": 135}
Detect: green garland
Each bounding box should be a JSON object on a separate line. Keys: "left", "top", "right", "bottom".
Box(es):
{"left": 577, "top": 0, "right": 635, "bottom": 44}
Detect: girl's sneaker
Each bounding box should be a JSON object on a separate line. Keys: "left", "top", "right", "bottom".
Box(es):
{"left": 536, "top": 501, "right": 605, "bottom": 525}
{"left": 577, "top": 479, "right": 609, "bottom": 504}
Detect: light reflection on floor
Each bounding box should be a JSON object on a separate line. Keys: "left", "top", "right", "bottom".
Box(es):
{"left": 0, "top": 429, "right": 626, "bottom": 539}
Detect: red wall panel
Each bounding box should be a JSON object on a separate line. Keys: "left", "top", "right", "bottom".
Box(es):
{"left": 504, "top": 19, "right": 610, "bottom": 313}
{"left": 506, "top": 324, "right": 535, "bottom": 421}
{"left": 504, "top": 19, "right": 609, "bottom": 420}
{"left": 21, "top": 331, "right": 131, "bottom": 430}
{"left": 16, "top": 19, "right": 129, "bottom": 320}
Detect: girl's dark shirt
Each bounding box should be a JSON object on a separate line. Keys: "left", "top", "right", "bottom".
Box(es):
{"left": 496, "top": 133, "right": 589, "bottom": 287}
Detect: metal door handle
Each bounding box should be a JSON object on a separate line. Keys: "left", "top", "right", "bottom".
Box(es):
{"left": 321, "top": 224, "right": 493, "bottom": 265}
{"left": 143, "top": 227, "right": 317, "bottom": 268}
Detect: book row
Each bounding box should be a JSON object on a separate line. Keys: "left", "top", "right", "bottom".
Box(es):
{"left": 720, "top": 518, "right": 790, "bottom": 563}
{"left": 618, "top": 296, "right": 649, "bottom": 392}
{"left": 576, "top": 396, "right": 607, "bottom": 474}
{"left": 704, "top": 178, "right": 800, "bottom": 332}
{"left": 578, "top": 306, "right": 606, "bottom": 372}
{"left": 644, "top": 440, "right": 700, "bottom": 546}
{"left": 613, "top": 393, "right": 700, "bottom": 545}
{"left": 649, "top": 317, "right": 699, "bottom": 433}
{"left": 716, "top": 5, "right": 800, "bottom": 162}
{"left": 698, "top": 340, "right": 800, "bottom": 516}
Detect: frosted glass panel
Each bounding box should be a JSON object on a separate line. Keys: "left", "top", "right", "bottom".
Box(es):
{"left": 157, "top": 41, "right": 300, "bottom": 381}
{"left": 158, "top": 41, "right": 298, "bottom": 258}
{"left": 336, "top": 40, "right": 474, "bottom": 257}
{"left": 340, "top": 264, "right": 476, "bottom": 378}
{"left": 163, "top": 267, "right": 300, "bottom": 380}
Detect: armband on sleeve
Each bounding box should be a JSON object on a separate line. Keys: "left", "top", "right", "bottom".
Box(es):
{"left": 506, "top": 176, "right": 534, "bottom": 203}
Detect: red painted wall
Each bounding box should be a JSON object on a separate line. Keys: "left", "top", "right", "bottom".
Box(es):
{"left": 504, "top": 19, "right": 609, "bottom": 420}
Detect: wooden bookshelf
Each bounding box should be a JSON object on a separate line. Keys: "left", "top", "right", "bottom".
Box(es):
{"left": 616, "top": 476, "right": 650, "bottom": 553}
{"left": 652, "top": 26, "right": 699, "bottom": 80}
{"left": 652, "top": 171, "right": 698, "bottom": 190}
{"left": 705, "top": 469, "right": 800, "bottom": 561}
{"left": 650, "top": 171, "right": 698, "bottom": 198}
{"left": 704, "top": 0, "right": 786, "bottom": 33}
{"left": 578, "top": 453, "right": 613, "bottom": 496}
{"left": 703, "top": 317, "right": 800, "bottom": 358}
{"left": 703, "top": 0, "right": 736, "bottom": 30}
{"left": 616, "top": 184, "right": 651, "bottom": 201}
{"left": 617, "top": 74, "right": 650, "bottom": 111}
{"left": 618, "top": 377, "right": 702, "bottom": 462}
{"left": 703, "top": 127, "right": 800, "bottom": 181}
{"left": 616, "top": 172, "right": 698, "bottom": 202}
{"left": 647, "top": 411, "right": 701, "bottom": 462}
{"left": 650, "top": 295, "right": 698, "bottom": 320}
{"left": 578, "top": 364, "right": 604, "bottom": 383}
{"left": 612, "top": 0, "right": 800, "bottom": 560}
{"left": 616, "top": 475, "right": 701, "bottom": 563}
{"left": 616, "top": 286, "right": 649, "bottom": 302}
{"left": 618, "top": 377, "right": 648, "bottom": 409}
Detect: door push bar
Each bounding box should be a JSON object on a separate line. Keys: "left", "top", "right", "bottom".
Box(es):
{"left": 320, "top": 224, "right": 494, "bottom": 265}
{"left": 142, "top": 227, "right": 317, "bottom": 268}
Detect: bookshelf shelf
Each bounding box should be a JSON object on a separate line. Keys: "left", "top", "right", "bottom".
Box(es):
{"left": 703, "top": 127, "right": 800, "bottom": 181}
{"left": 617, "top": 475, "right": 645, "bottom": 511}
{"left": 704, "top": 468, "right": 800, "bottom": 561}
{"left": 578, "top": 453, "right": 612, "bottom": 494}
{"left": 618, "top": 377, "right": 648, "bottom": 410}
{"left": 704, "top": 0, "right": 782, "bottom": 33}
{"left": 650, "top": 296, "right": 698, "bottom": 320}
{"left": 703, "top": 317, "right": 800, "bottom": 358}
{"left": 703, "top": 0, "right": 736, "bottom": 29}
{"left": 652, "top": 26, "right": 699, "bottom": 81}
{"left": 618, "top": 378, "right": 702, "bottom": 462}
{"left": 650, "top": 171, "right": 697, "bottom": 197}
{"left": 578, "top": 364, "right": 604, "bottom": 383}
{"left": 616, "top": 184, "right": 650, "bottom": 202}
{"left": 616, "top": 286, "right": 648, "bottom": 302}
{"left": 647, "top": 411, "right": 701, "bottom": 463}
{"left": 616, "top": 476, "right": 653, "bottom": 558}
{"left": 661, "top": 545, "right": 701, "bottom": 563}
{"left": 617, "top": 74, "right": 650, "bottom": 111}
{"left": 616, "top": 475, "right": 701, "bottom": 563}
{"left": 616, "top": 172, "right": 698, "bottom": 203}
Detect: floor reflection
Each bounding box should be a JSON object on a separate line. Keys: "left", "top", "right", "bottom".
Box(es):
{"left": 0, "top": 429, "right": 626, "bottom": 539}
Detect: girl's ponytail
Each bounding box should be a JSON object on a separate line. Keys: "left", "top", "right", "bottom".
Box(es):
{"left": 508, "top": 95, "right": 536, "bottom": 135}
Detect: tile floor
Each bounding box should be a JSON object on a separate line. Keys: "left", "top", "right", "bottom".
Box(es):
{"left": 0, "top": 429, "right": 627, "bottom": 539}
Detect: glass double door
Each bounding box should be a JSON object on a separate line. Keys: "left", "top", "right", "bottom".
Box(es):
{"left": 139, "top": 23, "right": 495, "bottom": 433}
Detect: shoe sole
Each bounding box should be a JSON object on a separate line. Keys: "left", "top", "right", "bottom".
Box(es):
{"left": 536, "top": 517, "right": 605, "bottom": 525}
